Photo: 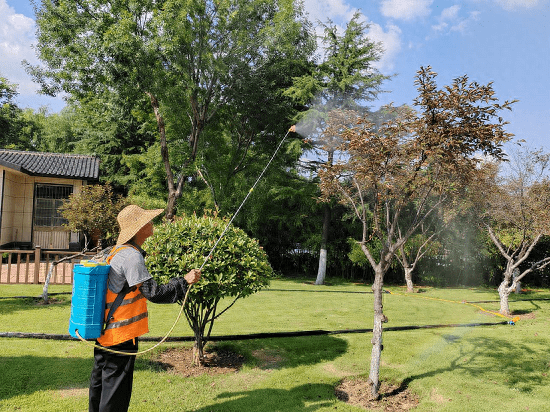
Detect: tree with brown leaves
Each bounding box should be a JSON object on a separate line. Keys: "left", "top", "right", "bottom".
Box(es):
{"left": 319, "top": 66, "right": 515, "bottom": 398}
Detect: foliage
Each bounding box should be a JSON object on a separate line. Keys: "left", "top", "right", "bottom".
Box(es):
{"left": 144, "top": 211, "right": 272, "bottom": 364}
{"left": 59, "top": 184, "right": 127, "bottom": 247}
{"left": 285, "top": 11, "right": 389, "bottom": 166}
{"left": 471, "top": 146, "right": 550, "bottom": 314}
{"left": 319, "top": 66, "right": 515, "bottom": 397}
{"left": 30, "top": 0, "right": 315, "bottom": 219}
{"left": 0, "top": 76, "right": 28, "bottom": 150}
{"left": 70, "top": 91, "right": 158, "bottom": 194}
{"left": 284, "top": 12, "right": 389, "bottom": 285}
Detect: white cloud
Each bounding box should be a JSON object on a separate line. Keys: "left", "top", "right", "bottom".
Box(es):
{"left": 379, "top": 0, "right": 434, "bottom": 21}
{"left": 430, "top": 6, "right": 481, "bottom": 36}
{"left": 0, "top": 0, "right": 39, "bottom": 95}
{"left": 450, "top": 11, "right": 481, "bottom": 33}
{"left": 302, "top": 0, "right": 357, "bottom": 25}
{"left": 367, "top": 23, "right": 402, "bottom": 72}
{"left": 495, "top": 0, "right": 541, "bottom": 10}
{"left": 441, "top": 5, "right": 461, "bottom": 20}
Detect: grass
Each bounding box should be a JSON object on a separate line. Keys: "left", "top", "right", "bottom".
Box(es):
{"left": 1, "top": 280, "right": 550, "bottom": 411}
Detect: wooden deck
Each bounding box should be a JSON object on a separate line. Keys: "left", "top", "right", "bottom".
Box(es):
{"left": 0, "top": 248, "right": 97, "bottom": 285}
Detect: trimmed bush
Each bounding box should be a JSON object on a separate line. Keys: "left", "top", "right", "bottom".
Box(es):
{"left": 144, "top": 211, "right": 272, "bottom": 364}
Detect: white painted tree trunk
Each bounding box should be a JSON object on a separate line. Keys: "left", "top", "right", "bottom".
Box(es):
{"left": 498, "top": 271, "right": 515, "bottom": 315}
{"left": 404, "top": 267, "right": 414, "bottom": 293}
{"left": 315, "top": 203, "right": 331, "bottom": 285}
{"left": 315, "top": 249, "right": 327, "bottom": 285}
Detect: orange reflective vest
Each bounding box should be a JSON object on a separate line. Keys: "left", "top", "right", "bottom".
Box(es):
{"left": 96, "top": 245, "right": 149, "bottom": 347}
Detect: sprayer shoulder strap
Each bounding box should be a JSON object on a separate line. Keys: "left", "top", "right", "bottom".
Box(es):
{"left": 101, "top": 244, "right": 140, "bottom": 335}
{"left": 102, "top": 283, "right": 136, "bottom": 334}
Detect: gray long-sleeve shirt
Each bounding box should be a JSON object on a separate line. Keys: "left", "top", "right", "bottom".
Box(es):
{"left": 107, "top": 243, "right": 187, "bottom": 303}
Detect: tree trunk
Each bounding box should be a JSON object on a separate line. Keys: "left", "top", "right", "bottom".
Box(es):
{"left": 192, "top": 337, "right": 205, "bottom": 366}
{"left": 165, "top": 192, "right": 178, "bottom": 222}
{"left": 147, "top": 91, "right": 180, "bottom": 221}
{"left": 498, "top": 271, "right": 514, "bottom": 315}
{"left": 316, "top": 150, "right": 334, "bottom": 285}
{"left": 315, "top": 203, "right": 331, "bottom": 285}
{"left": 368, "top": 268, "right": 385, "bottom": 399}
{"left": 316, "top": 248, "right": 327, "bottom": 285}
{"left": 41, "top": 262, "right": 56, "bottom": 303}
{"left": 404, "top": 267, "right": 414, "bottom": 293}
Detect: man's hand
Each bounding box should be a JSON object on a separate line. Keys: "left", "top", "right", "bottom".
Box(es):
{"left": 184, "top": 269, "right": 201, "bottom": 285}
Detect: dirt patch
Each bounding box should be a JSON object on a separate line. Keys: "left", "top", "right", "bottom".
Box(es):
{"left": 34, "top": 297, "right": 66, "bottom": 305}
{"left": 335, "top": 378, "right": 419, "bottom": 411}
{"left": 55, "top": 387, "right": 88, "bottom": 399}
{"left": 514, "top": 311, "right": 536, "bottom": 320}
{"left": 251, "top": 349, "right": 284, "bottom": 369}
{"left": 152, "top": 347, "right": 245, "bottom": 377}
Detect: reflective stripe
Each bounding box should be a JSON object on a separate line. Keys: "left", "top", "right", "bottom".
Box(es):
{"left": 104, "top": 312, "right": 149, "bottom": 331}
{"left": 105, "top": 293, "right": 145, "bottom": 310}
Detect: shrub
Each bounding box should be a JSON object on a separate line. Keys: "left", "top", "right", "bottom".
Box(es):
{"left": 60, "top": 184, "right": 127, "bottom": 248}
{"left": 144, "top": 211, "right": 272, "bottom": 364}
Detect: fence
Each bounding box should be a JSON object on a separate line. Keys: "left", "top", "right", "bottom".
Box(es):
{"left": 0, "top": 247, "right": 98, "bottom": 285}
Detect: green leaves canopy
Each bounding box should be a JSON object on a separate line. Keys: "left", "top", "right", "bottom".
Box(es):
{"left": 144, "top": 212, "right": 272, "bottom": 302}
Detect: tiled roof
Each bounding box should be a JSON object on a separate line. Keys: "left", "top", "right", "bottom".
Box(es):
{"left": 0, "top": 150, "right": 100, "bottom": 180}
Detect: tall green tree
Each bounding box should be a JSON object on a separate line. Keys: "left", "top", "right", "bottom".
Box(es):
{"left": 29, "top": 0, "right": 314, "bottom": 219}
{"left": 284, "top": 12, "right": 389, "bottom": 284}
{"left": 70, "top": 91, "right": 158, "bottom": 193}
{"left": 0, "top": 76, "right": 28, "bottom": 149}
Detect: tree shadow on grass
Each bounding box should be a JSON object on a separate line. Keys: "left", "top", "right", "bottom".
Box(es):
{"left": 140, "top": 335, "right": 350, "bottom": 374}
{"left": 193, "top": 383, "right": 337, "bottom": 412}
{"left": 0, "top": 295, "right": 71, "bottom": 316}
{"left": 391, "top": 333, "right": 548, "bottom": 396}
{"left": 0, "top": 355, "right": 91, "bottom": 402}
{"left": 238, "top": 334, "right": 349, "bottom": 370}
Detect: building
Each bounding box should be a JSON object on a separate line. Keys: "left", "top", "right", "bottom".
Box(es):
{"left": 0, "top": 149, "right": 100, "bottom": 250}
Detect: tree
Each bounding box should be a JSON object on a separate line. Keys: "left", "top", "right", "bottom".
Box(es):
{"left": 0, "top": 76, "right": 27, "bottom": 149}
{"left": 59, "top": 184, "right": 127, "bottom": 247}
{"left": 29, "top": 0, "right": 314, "bottom": 219}
{"left": 473, "top": 147, "right": 550, "bottom": 315}
{"left": 284, "top": 12, "right": 389, "bottom": 285}
{"left": 144, "top": 212, "right": 272, "bottom": 365}
{"left": 319, "top": 67, "right": 514, "bottom": 398}
{"left": 69, "top": 91, "right": 159, "bottom": 193}
{"left": 396, "top": 230, "right": 441, "bottom": 293}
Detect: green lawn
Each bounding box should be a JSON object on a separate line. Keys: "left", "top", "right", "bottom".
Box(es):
{"left": 1, "top": 280, "right": 550, "bottom": 411}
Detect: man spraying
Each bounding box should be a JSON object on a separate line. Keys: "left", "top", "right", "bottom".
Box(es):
{"left": 89, "top": 205, "right": 200, "bottom": 412}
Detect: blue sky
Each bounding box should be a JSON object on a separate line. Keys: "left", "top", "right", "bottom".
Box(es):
{"left": 1, "top": 0, "right": 549, "bottom": 151}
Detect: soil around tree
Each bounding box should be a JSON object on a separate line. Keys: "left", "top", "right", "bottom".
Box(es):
{"left": 152, "top": 347, "right": 419, "bottom": 410}
{"left": 152, "top": 347, "right": 246, "bottom": 377}
{"left": 335, "top": 378, "right": 420, "bottom": 411}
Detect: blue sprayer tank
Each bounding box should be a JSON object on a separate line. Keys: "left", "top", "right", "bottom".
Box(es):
{"left": 68, "top": 261, "right": 110, "bottom": 339}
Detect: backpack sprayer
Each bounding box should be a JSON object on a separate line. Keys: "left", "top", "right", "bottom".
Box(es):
{"left": 69, "top": 125, "right": 296, "bottom": 355}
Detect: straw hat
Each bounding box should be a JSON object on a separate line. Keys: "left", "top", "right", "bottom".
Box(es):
{"left": 116, "top": 205, "right": 164, "bottom": 245}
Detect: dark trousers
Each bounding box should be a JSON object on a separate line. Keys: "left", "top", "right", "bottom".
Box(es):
{"left": 89, "top": 339, "right": 138, "bottom": 412}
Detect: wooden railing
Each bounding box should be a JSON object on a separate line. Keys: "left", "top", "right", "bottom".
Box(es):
{"left": 0, "top": 247, "right": 98, "bottom": 285}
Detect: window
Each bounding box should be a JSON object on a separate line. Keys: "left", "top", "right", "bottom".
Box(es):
{"left": 33, "top": 184, "right": 73, "bottom": 228}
